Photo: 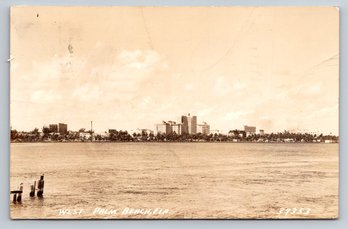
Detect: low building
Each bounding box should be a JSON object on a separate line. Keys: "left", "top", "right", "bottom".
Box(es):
{"left": 259, "top": 129, "right": 265, "bottom": 135}
{"left": 171, "top": 123, "right": 183, "bottom": 135}
{"left": 197, "top": 122, "right": 210, "bottom": 135}
{"left": 139, "top": 129, "right": 154, "bottom": 136}
{"left": 49, "top": 124, "right": 58, "bottom": 133}
{"left": 289, "top": 129, "right": 320, "bottom": 135}
{"left": 58, "top": 123, "right": 68, "bottom": 135}
{"left": 210, "top": 129, "right": 221, "bottom": 135}
{"left": 79, "top": 132, "right": 91, "bottom": 141}
{"left": 155, "top": 121, "right": 171, "bottom": 135}
{"left": 94, "top": 131, "right": 109, "bottom": 141}
{"left": 244, "top": 125, "right": 256, "bottom": 136}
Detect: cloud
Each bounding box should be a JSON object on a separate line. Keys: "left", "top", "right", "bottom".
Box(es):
{"left": 223, "top": 110, "right": 254, "bottom": 121}
{"left": 197, "top": 108, "right": 213, "bottom": 117}
{"left": 21, "top": 48, "right": 167, "bottom": 104}
{"left": 13, "top": 47, "right": 170, "bottom": 130}
{"left": 31, "top": 90, "right": 62, "bottom": 103}
{"left": 72, "top": 84, "right": 103, "bottom": 101}
{"left": 117, "top": 49, "right": 162, "bottom": 70}
{"left": 213, "top": 76, "right": 231, "bottom": 96}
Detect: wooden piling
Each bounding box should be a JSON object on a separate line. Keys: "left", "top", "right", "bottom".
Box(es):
{"left": 11, "top": 175, "right": 45, "bottom": 204}
{"left": 29, "top": 181, "right": 36, "bottom": 197}
{"left": 30, "top": 185, "right": 34, "bottom": 197}
{"left": 12, "top": 193, "right": 17, "bottom": 203}
{"left": 16, "top": 183, "right": 23, "bottom": 203}
{"left": 11, "top": 184, "right": 23, "bottom": 203}
{"left": 37, "top": 175, "right": 44, "bottom": 197}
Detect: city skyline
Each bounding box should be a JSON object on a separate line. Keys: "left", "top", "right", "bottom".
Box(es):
{"left": 11, "top": 7, "right": 339, "bottom": 135}
{"left": 10, "top": 116, "right": 335, "bottom": 137}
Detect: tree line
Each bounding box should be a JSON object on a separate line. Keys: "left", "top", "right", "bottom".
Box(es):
{"left": 11, "top": 128, "right": 338, "bottom": 143}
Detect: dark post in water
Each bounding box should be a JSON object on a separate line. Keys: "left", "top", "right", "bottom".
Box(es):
{"left": 37, "top": 175, "right": 44, "bottom": 197}
{"left": 11, "top": 187, "right": 23, "bottom": 203}
{"left": 30, "top": 180, "right": 36, "bottom": 197}
{"left": 12, "top": 193, "right": 17, "bottom": 203}
{"left": 16, "top": 183, "right": 23, "bottom": 203}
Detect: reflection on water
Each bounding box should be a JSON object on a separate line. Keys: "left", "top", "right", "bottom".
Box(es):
{"left": 10, "top": 143, "right": 338, "bottom": 219}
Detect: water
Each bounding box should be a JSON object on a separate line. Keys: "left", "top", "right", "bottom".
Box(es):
{"left": 10, "top": 143, "right": 338, "bottom": 219}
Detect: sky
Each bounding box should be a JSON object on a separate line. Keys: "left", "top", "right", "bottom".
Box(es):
{"left": 10, "top": 7, "right": 339, "bottom": 134}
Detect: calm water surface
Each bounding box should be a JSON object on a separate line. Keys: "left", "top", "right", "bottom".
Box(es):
{"left": 10, "top": 143, "right": 338, "bottom": 219}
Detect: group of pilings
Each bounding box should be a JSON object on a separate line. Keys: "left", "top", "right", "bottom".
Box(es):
{"left": 11, "top": 175, "right": 45, "bottom": 204}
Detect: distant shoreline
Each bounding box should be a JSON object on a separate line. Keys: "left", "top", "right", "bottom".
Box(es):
{"left": 10, "top": 141, "right": 338, "bottom": 144}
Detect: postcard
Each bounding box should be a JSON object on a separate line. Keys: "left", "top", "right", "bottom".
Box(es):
{"left": 10, "top": 6, "right": 339, "bottom": 219}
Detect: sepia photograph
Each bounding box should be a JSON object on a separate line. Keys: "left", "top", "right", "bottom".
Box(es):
{"left": 10, "top": 6, "right": 339, "bottom": 219}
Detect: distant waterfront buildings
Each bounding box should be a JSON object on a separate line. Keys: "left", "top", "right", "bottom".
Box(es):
{"left": 154, "top": 114, "right": 210, "bottom": 135}
{"left": 155, "top": 121, "right": 172, "bottom": 135}
{"left": 210, "top": 129, "right": 222, "bottom": 135}
{"left": 244, "top": 125, "right": 256, "bottom": 136}
{"left": 289, "top": 129, "right": 320, "bottom": 135}
{"left": 11, "top": 120, "right": 338, "bottom": 143}
{"left": 48, "top": 123, "right": 68, "bottom": 135}
{"left": 79, "top": 131, "right": 91, "bottom": 140}
{"left": 170, "top": 122, "right": 183, "bottom": 135}
{"left": 131, "top": 128, "right": 154, "bottom": 136}
{"left": 58, "top": 123, "right": 68, "bottom": 135}
{"left": 197, "top": 122, "right": 210, "bottom": 135}
{"left": 181, "top": 113, "right": 197, "bottom": 134}
{"left": 49, "top": 124, "right": 58, "bottom": 133}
